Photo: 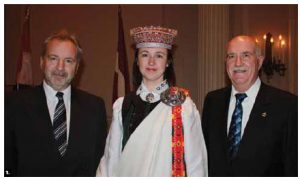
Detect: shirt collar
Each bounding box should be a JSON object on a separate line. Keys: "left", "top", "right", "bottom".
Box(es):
{"left": 231, "top": 78, "right": 261, "bottom": 102}
{"left": 136, "top": 80, "right": 169, "bottom": 103}
{"left": 43, "top": 80, "right": 71, "bottom": 101}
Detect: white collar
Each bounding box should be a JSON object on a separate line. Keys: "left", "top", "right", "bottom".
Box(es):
{"left": 136, "top": 80, "right": 169, "bottom": 103}
{"left": 231, "top": 78, "right": 261, "bottom": 103}
{"left": 43, "top": 80, "right": 71, "bottom": 102}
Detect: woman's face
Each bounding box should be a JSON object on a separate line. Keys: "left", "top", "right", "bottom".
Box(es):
{"left": 137, "top": 47, "right": 168, "bottom": 86}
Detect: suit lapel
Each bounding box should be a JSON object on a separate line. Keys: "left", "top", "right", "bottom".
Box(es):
{"left": 221, "top": 87, "right": 232, "bottom": 161}
{"left": 237, "top": 83, "right": 270, "bottom": 159}
{"left": 66, "top": 88, "right": 82, "bottom": 159}
{"left": 34, "top": 86, "right": 52, "bottom": 125}
{"left": 222, "top": 87, "right": 232, "bottom": 142}
{"left": 29, "top": 85, "right": 62, "bottom": 157}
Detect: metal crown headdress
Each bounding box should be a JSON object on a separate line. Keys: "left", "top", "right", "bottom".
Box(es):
{"left": 130, "top": 26, "right": 177, "bottom": 50}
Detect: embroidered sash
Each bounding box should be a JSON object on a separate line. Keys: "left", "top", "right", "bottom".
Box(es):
{"left": 165, "top": 87, "right": 189, "bottom": 177}
{"left": 172, "top": 105, "right": 186, "bottom": 176}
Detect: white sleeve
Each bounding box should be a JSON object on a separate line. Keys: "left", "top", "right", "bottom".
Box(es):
{"left": 96, "top": 97, "right": 124, "bottom": 177}
{"left": 182, "top": 97, "right": 208, "bottom": 177}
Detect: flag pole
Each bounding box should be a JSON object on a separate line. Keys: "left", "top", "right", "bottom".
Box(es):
{"left": 15, "top": 5, "right": 33, "bottom": 91}
{"left": 112, "top": 5, "right": 130, "bottom": 103}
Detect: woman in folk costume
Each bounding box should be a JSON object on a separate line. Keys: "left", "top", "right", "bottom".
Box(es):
{"left": 97, "top": 26, "right": 207, "bottom": 177}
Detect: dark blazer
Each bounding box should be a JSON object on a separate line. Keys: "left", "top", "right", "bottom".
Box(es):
{"left": 5, "top": 85, "right": 107, "bottom": 176}
{"left": 202, "top": 82, "right": 297, "bottom": 176}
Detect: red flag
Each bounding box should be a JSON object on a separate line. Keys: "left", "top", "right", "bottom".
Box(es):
{"left": 112, "top": 6, "right": 130, "bottom": 103}
{"left": 16, "top": 5, "right": 33, "bottom": 88}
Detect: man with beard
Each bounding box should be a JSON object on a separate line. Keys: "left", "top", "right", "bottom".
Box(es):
{"left": 5, "top": 30, "right": 107, "bottom": 176}
{"left": 202, "top": 35, "right": 297, "bottom": 176}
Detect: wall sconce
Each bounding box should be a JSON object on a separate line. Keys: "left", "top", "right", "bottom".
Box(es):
{"left": 261, "top": 32, "right": 287, "bottom": 81}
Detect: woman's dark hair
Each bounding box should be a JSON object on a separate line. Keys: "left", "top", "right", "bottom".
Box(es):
{"left": 132, "top": 48, "right": 176, "bottom": 90}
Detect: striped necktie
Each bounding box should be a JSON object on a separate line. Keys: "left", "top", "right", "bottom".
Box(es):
{"left": 228, "top": 93, "right": 247, "bottom": 161}
{"left": 53, "top": 92, "right": 67, "bottom": 156}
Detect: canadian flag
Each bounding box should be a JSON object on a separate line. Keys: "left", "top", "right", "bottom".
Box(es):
{"left": 16, "top": 5, "right": 33, "bottom": 88}
{"left": 112, "top": 6, "right": 130, "bottom": 103}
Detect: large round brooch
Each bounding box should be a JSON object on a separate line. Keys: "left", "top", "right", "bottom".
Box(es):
{"left": 160, "top": 87, "right": 188, "bottom": 106}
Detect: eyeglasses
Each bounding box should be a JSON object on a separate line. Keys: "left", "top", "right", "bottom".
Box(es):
{"left": 226, "top": 51, "right": 256, "bottom": 61}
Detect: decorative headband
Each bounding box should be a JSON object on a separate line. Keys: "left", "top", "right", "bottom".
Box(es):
{"left": 130, "top": 26, "right": 177, "bottom": 50}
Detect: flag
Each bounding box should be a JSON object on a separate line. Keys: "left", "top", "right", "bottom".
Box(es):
{"left": 16, "top": 5, "right": 33, "bottom": 90}
{"left": 112, "top": 6, "right": 130, "bottom": 103}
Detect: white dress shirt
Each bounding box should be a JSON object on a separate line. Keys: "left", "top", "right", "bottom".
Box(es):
{"left": 43, "top": 81, "right": 71, "bottom": 141}
{"left": 227, "top": 78, "right": 261, "bottom": 137}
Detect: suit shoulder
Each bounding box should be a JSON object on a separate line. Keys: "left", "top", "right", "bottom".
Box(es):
{"left": 7, "top": 86, "right": 41, "bottom": 103}
{"left": 205, "top": 86, "right": 230, "bottom": 99}
{"left": 263, "top": 84, "right": 297, "bottom": 101}
{"left": 73, "top": 88, "right": 104, "bottom": 104}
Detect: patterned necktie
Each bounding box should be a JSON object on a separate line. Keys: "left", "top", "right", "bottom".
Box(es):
{"left": 228, "top": 93, "right": 247, "bottom": 160}
{"left": 53, "top": 92, "right": 67, "bottom": 156}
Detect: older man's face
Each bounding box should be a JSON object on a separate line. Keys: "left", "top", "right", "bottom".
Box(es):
{"left": 226, "top": 37, "right": 264, "bottom": 92}
{"left": 40, "top": 39, "right": 79, "bottom": 91}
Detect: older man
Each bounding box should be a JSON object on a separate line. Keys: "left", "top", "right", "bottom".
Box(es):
{"left": 202, "top": 35, "right": 297, "bottom": 176}
{"left": 5, "top": 30, "right": 107, "bottom": 176}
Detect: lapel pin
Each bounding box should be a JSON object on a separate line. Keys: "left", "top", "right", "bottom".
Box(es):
{"left": 261, "top": 112, "right": 267, "bottom": 118}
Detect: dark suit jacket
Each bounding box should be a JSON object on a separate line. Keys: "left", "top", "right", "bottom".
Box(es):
{"left": 5, "top": 85, "right": 107, "bottom": 176}
{"left": 202, "top": 83, "right": 297, "bottom": 176}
